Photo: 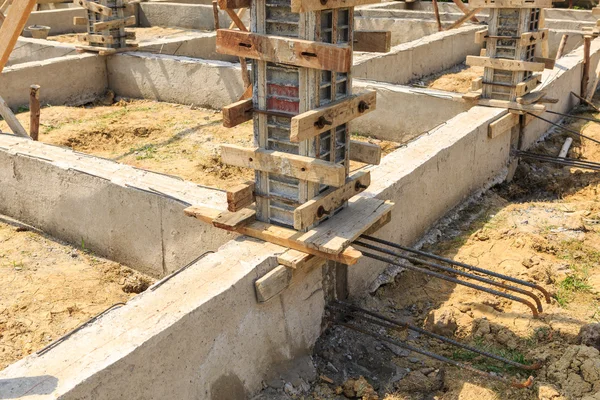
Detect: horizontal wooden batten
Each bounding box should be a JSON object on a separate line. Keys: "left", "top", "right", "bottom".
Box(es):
{"left": 291, "top": 0, "right": 379, "bottom": 12}
{"left": 77, "top": 33, "right": 115, "bottom": 44}
{"left": 516, "top": 73, "right": 542, "bottom": 97}
{"left": 520, "top": 28, "right": 548, "bottom": 46}
{"left": 349, "top": 140, "right": 381, "bottom": 165}
{"left": 474, "top": 28, "right": 488, "bottom": 44}
{"left": 226, "top": 181, "right": 255, "bottom": 212}
{"left": 290, "top": 91, "right": 376, "bottom": 142}
{"left": 217, "top": 0, "right": 250, "bottom": 8}
{"left": 353, "top": 30, "right": 391, "bottom": 53}
{"left": 93, "top": 15, "right": 135, "bottom": 31}
{"left": 488, "top": 113, "right": 519, "bottom": 139}
{"left": 220, "top": 144, "right": 346, "bottom": 187}
{"left": 223, "top": 98, "right": 252, "bottom": 128}
{"left": 73, "top": 16, "right": 87, "bottom": 25}
{"left": 477, "top": 98, "right": 546, "bottom": 113}
{"left": 216, "top": 29, "right": 352, "bottom": 73}
{"left": 466, "top": 56, "right": 545, "bottom": 72}
{"left": 76, "top": 0, "right": 112, "bottom": 16}
{"left": 293, "top": 171, "right": 370, "bottom": 231}
{"left": 469, "top": 0, "right": 552, "bottom": 7}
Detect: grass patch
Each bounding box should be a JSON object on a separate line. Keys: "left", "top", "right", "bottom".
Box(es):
{"left": 555, "top": 274, "right": 592, "bottom": 307}
{"left": 131, "top": 144, "right": 157, "bottom": 160}
{"left": 448, "top": 339, "right": 533, "bottom": 375}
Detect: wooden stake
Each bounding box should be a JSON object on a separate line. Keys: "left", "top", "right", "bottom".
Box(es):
{"left": 212, "top": 0, "right": 219, "bottom": 30}
{"left": 432, "top": 0, "right": 442, "bottom": 31}
{"left": 29, "top": 85, "right": 40, "bottom": 141}
{"left": 0, "top": 95, "right": 30, "bottom": 139}
{"left": 555, "top": 34, "right": 568, "bottom": 60}
{"left": 582, "top": 35, "right": 592, "bottom": 99}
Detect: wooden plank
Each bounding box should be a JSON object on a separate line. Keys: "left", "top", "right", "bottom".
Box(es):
{"left": 77, "top": 33, "right": 115, "bottom": 44}
{"left": 223, "top": 98, "right": 252, "bottom": 128}
{"left": 466, "top": 56, "right": 545, "bottom": 72}
{"left": 520, "top": 28, "right": 548, "bottom": 46}
{"left": 216, "top": 29, "right": 352, "bottom": 73}
{"left": 75, "top": 0, "right": 112, "bottom": 16}
{"left": 445, "top": 7, "right": 481, "bottom": 30}
{"left": 462, "top": 90, "right": 481, "bottom": 101}
{"left": 488, "top": 113, "right": 519, "bottom": 139}
{"left": 293, "top": 171, "right": 370, "bottom": 231}
{"left": 0, "top": 0, "right": 37, "bottom": 73}
{"left": 217, "top": 0, "right": 250, "bottom": 9}
{"left": 255, "top": 265, "right": 293, "bottom": 302}
{"left": 471, "top": 77, "right": 483, "bottom": 91}
{"left": 225, "top": 8, "right": 247, "bottom": 31}
{"left": 291, "top": 0, "right": 379, "bottom": 12}
{"left": 474, "top": 28, "right": 488, "bottom": 44}
{"left": 452, "top": 0, "right": 479, "bottom": 22}
{"left": 220, "top": 144, "right": 346, "bottom": 187}
{"left": 534, "top": 56, "right": 555, "bottom": 70}
{"left": 290, "top": 91, "right": 376, "bottom": 142}
{"left": 0, "top": 95, "right": 30, "bottom": 139}
{"left": 469, "top": 0, "right": 552, "bottom": 7}
{"left": 73, "top": 16, "right": 87, "bottom": 25}
{"left": 477, "top": 98, "right": 546, "bottom": 113}
{"left": 212, "top": 208, "right": 255, "bottom": 231}
{"left": 353, "top": 30, "right": 391, "bottom": 53}
{"left": 516, "top": 90, "right": 545, "bottom": 105}
{"left": 185, "top": 206, "right": 362, "bottom": 264}
{"left": 349, "top": 140, "right": 381, "bottom": 165}
{"left": 515, "top": 74, "right": 541, "bottom": 97}
{"left": 93, "top": 15, "right": 135, "bottom": 31}
{"left": 227, "top": 180, "right": 255, "bottom": 212}
{"left": 277, "top": 249, "right": 313, "bottom": 269}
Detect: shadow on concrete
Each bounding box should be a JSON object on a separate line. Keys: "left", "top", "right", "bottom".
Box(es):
{"left": 0, "top": 375, "right": 58, "bottom": 399}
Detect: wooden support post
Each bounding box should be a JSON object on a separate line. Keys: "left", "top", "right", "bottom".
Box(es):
{"left": 432, "top": 0, "right": 442, "bottom": 31}
{"left": 0, "top": 0, "right": 37, "bottom": 73}
{"left": 29, "top": 85, "right": 40, "bottom": 141}
{"left": 212, "top": 0, "right": 219, "bottom": 30}
{"left": 556, "top": 34, "right": 568, "bottom": 59}
{"left": 446, "top": 7, "right": 482, "bottom": 30}
{"left": 582, "top": 35, "right": 592, "bottom": 99}
{"left": 225, "top": 8, "right": 247, "bottom": 31}
{"left": 228, "top": 7, "right": 245, "bottom": 30}
{"left": 0, "top": 95, "right": 30, "bottom": 139}
{"left": 452, "top": 0, "right": 479, "bottom": 22}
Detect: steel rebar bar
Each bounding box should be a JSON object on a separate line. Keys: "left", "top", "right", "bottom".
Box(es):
{"left": 517, "top": 150, "right": 600, "bottom": 171}
{"left": 525, "top": 112, "right": 600, "bottom": 145}
{"left": 545, "top": 110, "right": 600, "bottom": 124}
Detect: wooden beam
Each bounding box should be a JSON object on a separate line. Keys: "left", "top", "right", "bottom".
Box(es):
{"left": 469, "top": 0, "right": 552, "bottom": 7}
{"left": 29, "top": 85, "right": 40, "bottom": 141}
{"left": 474, "top": 28, "right": 488, "bottom": 44}
{"left": 452, "top": 0, "right": 479, "bottom": 22}
{"left": 471, "top": 77, "right": 483, "bottom": 91}
{"left": 212, "top": 0, "right": 219, "bottom": 29}
{"left": 93, "top": 15, "right": 135, "bottom": 31}
{"left": 353, "top": 30, "right": 391, "bottom": 53}
{"left": 217, "top": 0, "right": 250, "bottom": 9}
{"left": 227, "top": 180, "right": 255, "bottom": 212}
{"left": 255, "top": 265, "right": 293, "bottom": 302}
{"left": 534, "top": 56, "right": 555, "bottom": 70}
{"left": 220, "top": 144, "right": 346, "bottom": 187}
{"left": 225, "top": 8, "right": 247, "bottom": 31}
{"left": 75, "top": 0, "right": 112, "bottom": 16}
{"left": 477, "top": 98, "right": 546, "bottom": 113}
{"left": 290, "top": 0, "right": 379, "bottom": 13}
{"left": 228, "top": 7, "right": 245, "bottom": 30}
{"left": 0, "top": 95, "right": 30, "bottom": 139}
{"left": 349, "top": 140, "right": 381, "bottom": 165}
{"left": 556, "top": 34, "right": 569, "bottom": 59}
{"left": 185, "top": 206, "right": 363, "bottom": 264}
{"left": 293, "top": 171, "right": 370, "bottom": 231}
{"left": 432, "top": 0, "right": 442, "bottom": 32}
{"left": 446, "top": 8, "right": 481, "bottom": 30}
{"left": 222, "top": 98, "right": 252, "bottom": 128}
{"left": 290, "top": 91, "right": 376, "bottom": 142}
{"left": 277, "top": 249, "right": 314, "bottom": 269}
{"left": 520, "top": 28, "right": 548, "bottom": 46}
{"left": 582, "top": 35, "right": 592, "bottom": 99}
{"left": 212, "top": 208, "right": 256, "bottom": 231}
{"left": 516, "top": 90, "right": 545, "bottom": 105}
{"left": 0, "top": 0, "right": 37, "bottom": 73}
{"left": 216, "top": 29, "right": 352, "bottom": 73}
{"left": 488, "top": 113, "right": 519, "bottom": 139}
{"left": 466, "top": 55, "right": 545, "bottom": 72}
{"left": 77, "top": 33, "right": 115, "bottom": 44}
{"left": 73, "top": 16, "right": 87, "bottom": 25}
{"left": 515, "top": 74, "right": 541, "bottom": 97}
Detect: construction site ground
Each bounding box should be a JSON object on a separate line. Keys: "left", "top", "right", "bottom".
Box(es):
{"left": 417, "top": 64, "right": 485, "bottom": 94}
{"left": 257, "top": 102, "right": 600, "bottom": 399}
{"left": 0, "top": 216, "right": 154, "bottom": 371}
{"left": 0, "top": 98, "right": 400, "bottom": 190}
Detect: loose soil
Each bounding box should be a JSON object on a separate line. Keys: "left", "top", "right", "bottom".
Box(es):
{"left": 0, "top": 98, "right": 400, "bottom": 190}
{"left": 414, "top": 64, "right": 484, "bottom": 94}
{"left": 0, "top": 216, "right": 154, "bottom": 370}
{"left": 258, "top": 102, "right": 600, "bottom": 399}
{"left": 48, "top": 26, "right": 199, "bottom": 44}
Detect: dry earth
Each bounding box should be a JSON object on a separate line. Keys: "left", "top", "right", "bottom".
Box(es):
{"left": 0, "top": 98, "right": 400, "bottom": 190}
{"left": 0, "top": 216, "right": 153, "bottom": 370}
{"left": 415, "top": 64, "right": 484, "bottom": 94}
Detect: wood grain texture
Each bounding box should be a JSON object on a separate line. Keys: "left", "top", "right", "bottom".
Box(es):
{"left": 488, "top": 113, "right": 519, "bottom": 139}
{"left": 0, "top": 0, "right": 37, "bottom": 73}
{"left": 255, "top": 265, "right": 293, "bottom": 302}
{"left": 466, "top": 56, "right": 545, "bottom": 72}
{"left": 349, "top": 140, "right": 381, "bottom": 165}
{"left": 217, "top": 0, "right": 250, "bottom": 9}
{"left": 226, "top": 181, "right": 255, "bottom": 212}
{"left": 216, "top": 29, "right": 352, "bottom": 73}
{"left": 223, "top": 98, "right": 252, "bottom": 128}
{"left": 353, "top": 31, "right": 391, "bottom": 53}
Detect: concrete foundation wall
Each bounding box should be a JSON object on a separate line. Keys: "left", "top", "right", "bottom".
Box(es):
{"left": 354, "top": 26, "right": 482, "bottom": 84}
{"left": 138, "top": 2, "right": 248, "bottom": 30}
{"left": 351, "top": 80, "right": 469, "bottom": 142}
{"left": 0, "top": 54, "right": 107, "bottom": 110}
{"left": 355, "top": 17, "right": 446, "bottom": 46}
{"left": 107, "top": 52, "right": 245, "bottom": 109}
{"left": 24, "top": 7, "right": 87, "bottom": 36}
{"left": 8, "top": 38, "right": 77, "bottom": 66}
{"left": 0, "top": 238, "right": 325, "bottom": 400}
{"left": 0, "top": 135, "right": 233, "bottom": 278}
{"left": 137, "top": 31, "right": 237, "bottom": 62}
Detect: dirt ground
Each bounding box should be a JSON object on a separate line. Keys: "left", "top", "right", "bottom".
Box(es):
{"left": 48, "top": 26, "right": 197, "bottom": 44}
{"left": 414, "top": 64, "right": 484, "bottom": 94}
{"left": 257, "top": 104, "right": 600, "bottom": 400}
{"left": 0, "top": 98, "right": 400, "bottom": 190}
{"left": 0, "top": 216, "right": 153, "bottom": 370}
